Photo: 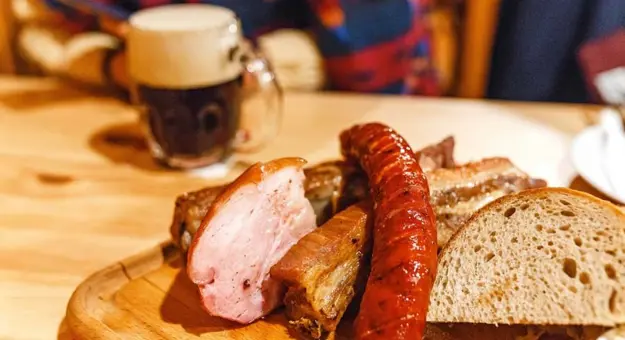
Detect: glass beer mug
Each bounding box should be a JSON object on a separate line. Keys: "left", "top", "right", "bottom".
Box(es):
{"left": 127, "top": 4, "right": 282, "bottom": 168}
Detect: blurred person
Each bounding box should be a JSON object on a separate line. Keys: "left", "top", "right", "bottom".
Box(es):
{"left": 487, "top": 0, "right": 625, "bottom": 104}
{"left": 13, "top": 0, "right": 453, "bottom": 96}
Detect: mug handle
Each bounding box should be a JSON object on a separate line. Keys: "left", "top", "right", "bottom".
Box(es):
{"left": 233, "top": 44, "right": 283, "bottom": 153}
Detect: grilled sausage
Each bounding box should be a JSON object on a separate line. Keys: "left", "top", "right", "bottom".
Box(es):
{"left": 340, "top": 123, "right": 438, "bottom": 339}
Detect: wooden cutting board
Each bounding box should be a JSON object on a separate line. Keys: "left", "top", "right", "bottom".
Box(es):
{"left": 65, "top": 207, "right": 625, "bottom": 340}
{"left": 65, "top": 241, "right": 354, "bottom": 339}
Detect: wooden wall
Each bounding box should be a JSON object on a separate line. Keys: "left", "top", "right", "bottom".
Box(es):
{"left": 456, "top": 0, "right": 501, "bottom": 98}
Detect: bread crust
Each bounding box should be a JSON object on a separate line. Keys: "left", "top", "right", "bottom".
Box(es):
{"left": 438, "top": 187, "right": 625, "bottom": 260}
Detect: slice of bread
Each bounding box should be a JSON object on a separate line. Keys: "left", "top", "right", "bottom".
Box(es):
{"left": 427, "top": 188, "right": 625, "bottom": 327}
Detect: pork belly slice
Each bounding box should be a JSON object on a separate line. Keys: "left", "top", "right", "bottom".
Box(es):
{"left": 171, "top": 186, "right": 223, "bottom": 254}
{"left": 429, "top": 157, "right": 547, "bottom": 247}
{"left": 270, "top": 157, "right": 547, "bottom": 338}
{"left": 270, "top": 202, "right": 373, "bottom": 339}
{"left": 187, "top": 157, "right": 317, "bottom": 324}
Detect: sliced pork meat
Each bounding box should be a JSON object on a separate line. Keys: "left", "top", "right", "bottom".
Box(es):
{"left": 271, "top": 202, "right": 373, "bottom": 339}
{"left": 429, "top": 157, "right": 548, "bottom": 247}
{"left": 187, "top": 157, "right": 317, "bottom": 324}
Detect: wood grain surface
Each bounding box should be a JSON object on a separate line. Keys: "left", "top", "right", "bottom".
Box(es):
{"left": 0, "top": 75, "right": 606, "bottom": 339}
{"left": 66, "top": 241, "right": 358, "bottom": 340}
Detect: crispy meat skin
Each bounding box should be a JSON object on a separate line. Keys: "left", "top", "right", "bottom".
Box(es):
{"left": 429, "top": 157, "right": 547, "bottom": 247}
{"left": 270, "top": 202, "right": 373, "bottom": 338}
{"left": 171, "top": 186, "right": 223, "bottom": 254}
{"left": 170, "top": 136, "right": 455, "bottom": 253}
{"left": 270, "top": 157, "right": 547, "bottom": 339}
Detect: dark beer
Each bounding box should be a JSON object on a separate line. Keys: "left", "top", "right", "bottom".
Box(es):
{"left": 136, "top": 76, "right": 243, "bottom": 165}
{"left": 128, "top": 4, "right": 281, "bottom": 168}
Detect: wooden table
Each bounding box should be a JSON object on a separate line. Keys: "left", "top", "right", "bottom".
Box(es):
{"left": 0, "top": 76, "right": 604, "bottom": 339}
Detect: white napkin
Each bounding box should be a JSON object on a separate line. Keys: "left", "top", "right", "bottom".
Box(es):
{"left": 599, "top": 108, "right": 625, "bottom": 197}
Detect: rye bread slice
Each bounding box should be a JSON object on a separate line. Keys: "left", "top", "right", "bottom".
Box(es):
{"left": 428, "top": 188, "right": 625, "bottom": 327}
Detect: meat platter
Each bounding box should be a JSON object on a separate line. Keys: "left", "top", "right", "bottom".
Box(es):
{"left": 66, "top": 121, "right": 625, "bottom": 340}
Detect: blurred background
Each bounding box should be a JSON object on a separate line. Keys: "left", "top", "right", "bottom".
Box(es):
{"left": 0, "top": 0, "right": 624, "bottom": 104}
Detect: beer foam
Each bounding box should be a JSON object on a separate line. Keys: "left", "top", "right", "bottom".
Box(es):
{"left": 128, "top": 4, "right": 243, "bottom": 89}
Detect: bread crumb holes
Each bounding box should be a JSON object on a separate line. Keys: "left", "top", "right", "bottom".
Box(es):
{"left": 580, "top": 272, "right": 591, "bottom": 285}
{"left": 563, "top": 258, "right": 577, "bottom": 278}
{"left": 504, "top": 207, "right": 516, "bottom": 218}
{"left": 610, "top": 290, "right": 618, "bottom": 313}
{"left": 605, "top": 264, "right": 617, "bottom": 280}
{"left": 574, "top": 237, "right": 583, "bottom": 247}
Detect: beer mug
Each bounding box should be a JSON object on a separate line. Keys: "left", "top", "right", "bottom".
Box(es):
{"left": 127, "top": 4, "right": 282, "bottom": 169}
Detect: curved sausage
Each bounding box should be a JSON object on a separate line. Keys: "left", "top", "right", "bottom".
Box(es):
{"left": 340, "top": 123, "right": 438, "bottom": 339}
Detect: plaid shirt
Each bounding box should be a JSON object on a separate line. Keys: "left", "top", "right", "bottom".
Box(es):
{"left": 45, "top": 0, "right": 442, "bottom": 95}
